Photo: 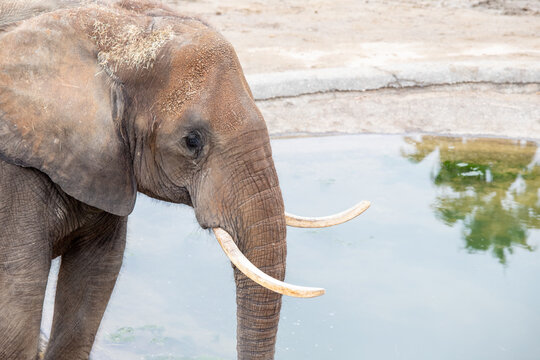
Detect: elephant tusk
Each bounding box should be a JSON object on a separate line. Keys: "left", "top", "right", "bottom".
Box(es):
{"left": 213, "top": 228, "right": 325, "bottom": 298}
{"left": 285, "top": 200, "right": 371, "bottom": 228}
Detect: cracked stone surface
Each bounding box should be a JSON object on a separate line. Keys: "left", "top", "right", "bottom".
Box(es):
{"left": 258, "top": 83, "right": 540, "bottom": 140}
{"left": 245, "top": 61, "right": 540, "bottom": 100}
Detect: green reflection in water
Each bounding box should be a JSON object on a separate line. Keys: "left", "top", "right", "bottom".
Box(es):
{"left": 402, "top": 136, "right": 540, "bottom": 264}
{"left": 107, "top": 325, "right": 225, "bottom": 360}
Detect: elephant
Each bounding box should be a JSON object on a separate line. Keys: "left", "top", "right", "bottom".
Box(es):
{"left": 0, "top": 1, "right": 369, "bottom": 359}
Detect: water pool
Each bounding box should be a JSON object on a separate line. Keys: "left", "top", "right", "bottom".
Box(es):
{"left": 43, "top": 134, "right": 540, "bottom": 360}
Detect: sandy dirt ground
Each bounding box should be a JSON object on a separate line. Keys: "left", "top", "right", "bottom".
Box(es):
{"left": 165, "top": 0, "right": 540, "bottom": 74}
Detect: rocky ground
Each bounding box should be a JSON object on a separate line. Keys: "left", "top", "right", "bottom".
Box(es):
{"left": 165, "top": 0, "right": 539, "bottom": 139}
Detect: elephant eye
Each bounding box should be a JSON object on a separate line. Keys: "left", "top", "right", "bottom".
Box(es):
{"left": 184, "top": 131, "right": 203, "bottom": 156}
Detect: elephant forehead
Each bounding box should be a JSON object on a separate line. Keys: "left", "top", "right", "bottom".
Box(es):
{"left": 158, "top": 33, "right": 254, "bottom": 133}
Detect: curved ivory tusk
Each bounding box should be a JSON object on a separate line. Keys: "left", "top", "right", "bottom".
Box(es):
{"left": 213, "top": 228, "right": 325, "bottom": 298}
{"left": 285, "top": 200, "right": 371, "bottom": 228}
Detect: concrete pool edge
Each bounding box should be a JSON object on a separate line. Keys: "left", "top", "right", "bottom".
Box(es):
{"left": 268, "top": 131, "right": 540, "bottom": 143}
{"left": 246, "top": 60, "right": 540, "bottom": 100}
{"left": 247, "top": 63, "right": 540, "bottom": 141}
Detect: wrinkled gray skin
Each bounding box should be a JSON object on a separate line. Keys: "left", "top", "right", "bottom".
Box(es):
{"left": 0, "top": 1, "right": 287, "bottom": 359}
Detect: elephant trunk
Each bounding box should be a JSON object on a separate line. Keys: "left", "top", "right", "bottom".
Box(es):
{"left": 210, "top": 141, "right": 286, "bottom": 359}
{"left": 232, "top": 182, "right": 286, "bottom": 360}
{"left": 191, "top": 129, "right": 288, "bottom": 359}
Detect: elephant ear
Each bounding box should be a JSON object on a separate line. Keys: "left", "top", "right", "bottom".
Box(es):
{"left": 0, "top": 16, "right": 136, "bottom": 216}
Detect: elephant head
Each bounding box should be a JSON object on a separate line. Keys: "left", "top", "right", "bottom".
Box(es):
{"left": 0, "top": 1, "right": 368, "bottom": 358}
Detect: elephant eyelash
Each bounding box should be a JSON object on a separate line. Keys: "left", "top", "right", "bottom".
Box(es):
{"left": 184, "top": 131, "right": 204, "bottom": 158}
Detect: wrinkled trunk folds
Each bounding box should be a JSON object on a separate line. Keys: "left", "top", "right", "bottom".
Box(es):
{"left": 233, "top": 186, "right": 286, "bottom": 360}
{"left": 215, "top": 143, "right": 287, "bottom": 360}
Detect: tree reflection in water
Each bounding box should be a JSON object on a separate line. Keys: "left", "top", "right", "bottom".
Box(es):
{"left": 401, "top": 136, "right": 540, "bottom": 264}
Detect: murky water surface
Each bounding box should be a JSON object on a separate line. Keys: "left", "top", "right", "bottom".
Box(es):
{"left": 43, "top": 134, "right": 540, "bottom": 360}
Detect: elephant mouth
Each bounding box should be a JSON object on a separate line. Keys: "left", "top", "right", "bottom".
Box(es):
{"left": 179, "top": 186, "right": 194, "bottom": 207}
{"left": 212, "top": 200, "right": 370, "bottom": 298}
